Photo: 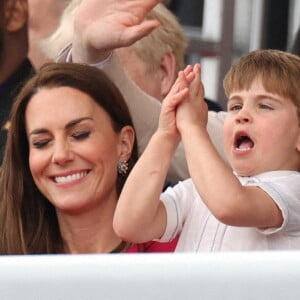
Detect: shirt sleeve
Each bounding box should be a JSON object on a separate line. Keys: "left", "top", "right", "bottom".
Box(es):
{"left": 255, "top": 173, "right": 300, "bottom": 235}
{"left": 158, "top": 179, "right": 195, "bottom": 242}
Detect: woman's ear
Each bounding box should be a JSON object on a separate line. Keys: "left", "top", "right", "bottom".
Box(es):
{"left": 5, "top": 0, "right": 28, "bottom": 32}
{"left": 118, "top": 125, "right": 136, "bottom": 162}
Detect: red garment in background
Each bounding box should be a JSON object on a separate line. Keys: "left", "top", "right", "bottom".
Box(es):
{"left": 125, "top": 236, "right": 179, "bottom": 253}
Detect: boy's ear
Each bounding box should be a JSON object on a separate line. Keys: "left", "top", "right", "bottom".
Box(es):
{"left": 118, "top": 126, "right": 136, "bottom": 162}
{"left": 5, "top": 0, "right": 28, "bottom": 32}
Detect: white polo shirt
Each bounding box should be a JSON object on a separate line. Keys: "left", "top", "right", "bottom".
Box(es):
{"left": 159, "top": 171, "right": 300, "bottom": 252}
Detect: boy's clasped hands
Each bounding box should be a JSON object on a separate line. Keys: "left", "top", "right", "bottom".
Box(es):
{"left": 158, "top": 64, "right": 208, "bottom": 146}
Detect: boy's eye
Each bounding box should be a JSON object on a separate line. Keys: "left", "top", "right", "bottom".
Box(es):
{"left": 228, "top": 104, "right": 242, "bottom": 111}
{"left": 32, "top": 139, "right": 50, "bottom": 149}
{"left": 258, "top": 103, "right": 273, "bottom": 110}
{"left": 72, "top": 131, "right": 91, "bottom": 140}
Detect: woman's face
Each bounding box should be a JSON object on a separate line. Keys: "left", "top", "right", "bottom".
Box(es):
{"left": 25, "top": 86, "right": 134, "bottom": 215}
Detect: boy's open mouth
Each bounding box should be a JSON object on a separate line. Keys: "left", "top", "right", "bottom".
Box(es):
{"left": 234, "top": 133, "right": 254, "bottom": 151}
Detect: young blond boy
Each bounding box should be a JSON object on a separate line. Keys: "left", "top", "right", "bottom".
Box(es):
{"left": 114, "top": 49, "right": 300, "bottom": 252}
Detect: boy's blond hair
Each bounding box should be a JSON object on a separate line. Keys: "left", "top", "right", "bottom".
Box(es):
{"left": 223, "top": 49, "right": 300, "bottom": 118}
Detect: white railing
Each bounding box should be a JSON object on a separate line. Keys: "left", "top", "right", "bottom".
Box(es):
{"left": 1, "top": 251, "right": 300, "bottom": 300}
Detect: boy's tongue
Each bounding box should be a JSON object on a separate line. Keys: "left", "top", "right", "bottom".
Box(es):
{"left": 238, "top": 138, "right": 254, "bottom": 149}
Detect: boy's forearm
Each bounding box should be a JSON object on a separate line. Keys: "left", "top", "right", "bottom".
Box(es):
{"left": 114, "top": 131, "right": 176, "bottom": 242}
{"left": 181, "top": 125, "right": 245, "bottom": 222}
{"left": 181, "top": 125, "right": 283, "bottom": 228}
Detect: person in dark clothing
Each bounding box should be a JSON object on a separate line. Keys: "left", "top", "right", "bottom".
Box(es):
{"left": 0, "top": 0, "right": 34, "bottom": 160}
{"left": 0, "top": 60, "right": 34, "bottom": 160}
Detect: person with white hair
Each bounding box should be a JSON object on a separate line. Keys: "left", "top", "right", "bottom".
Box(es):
{"left": 55, "top": 0, "right": 227, "bottom": 183}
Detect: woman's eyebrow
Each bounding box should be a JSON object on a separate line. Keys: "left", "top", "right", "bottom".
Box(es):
{"left": 28, "top": 128, "right": 49, "bottom": 136}
{"left": 65, "top": 117, "right": 93, "bottom": 130}
{"left": 28, "top": 117, "right": 93, "bottom": 136}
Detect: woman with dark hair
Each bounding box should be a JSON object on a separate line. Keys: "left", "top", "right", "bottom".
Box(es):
{"left": 0, "top": 62, "right": 177, "bottom": 254}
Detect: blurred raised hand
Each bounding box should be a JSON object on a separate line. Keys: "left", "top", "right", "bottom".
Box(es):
{"left": 72, "top": 0, "right": 161, "bottom": 63}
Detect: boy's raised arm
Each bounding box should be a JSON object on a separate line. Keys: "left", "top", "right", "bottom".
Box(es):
{"left": 177, "top": 66, "right": 283, "bottom": 228}
{"left": 113, "top": 70, "right": 191, "bottom": 243}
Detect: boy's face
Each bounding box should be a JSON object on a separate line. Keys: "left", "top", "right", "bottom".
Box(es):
{"left": 223, "top": 78, "right": 300, "bottom": 176}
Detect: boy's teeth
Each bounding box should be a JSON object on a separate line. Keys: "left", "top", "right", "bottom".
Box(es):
{"left": 236, "top": 146, "right": 251, "bottom": 152}
{"left": 237, "top": 140, "right": 253, "bottom": 150}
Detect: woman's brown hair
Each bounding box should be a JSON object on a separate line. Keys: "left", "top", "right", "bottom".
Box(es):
{"left": 0, "top": 62, "right": 138, "bottom": 254}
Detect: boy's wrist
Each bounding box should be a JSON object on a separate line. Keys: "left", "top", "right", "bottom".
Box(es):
{"left": 153, "top": 130, "right": 179, "bottom": 152}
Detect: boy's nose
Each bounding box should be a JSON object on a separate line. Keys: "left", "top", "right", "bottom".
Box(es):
{"left": 235, "top": 108, "right": 252, "bottom": 124}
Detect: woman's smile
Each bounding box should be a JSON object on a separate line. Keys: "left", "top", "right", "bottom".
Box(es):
{"left": 52, "top": 170, "right": 90, "bottom": 184}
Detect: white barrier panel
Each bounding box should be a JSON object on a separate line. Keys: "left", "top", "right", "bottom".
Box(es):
{"left": 0, "top": 251, "right": 300, "bottom": 300}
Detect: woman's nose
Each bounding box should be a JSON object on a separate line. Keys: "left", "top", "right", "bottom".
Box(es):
{"left": 51, "top": 141, "right": 74, "bottom": 165}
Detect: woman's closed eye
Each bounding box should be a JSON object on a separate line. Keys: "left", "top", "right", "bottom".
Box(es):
{"left": 31, "top": 131, "right": 91, "bottom": 148}
{"left": 32, "top": 139, "right": 50, "bottom": 149}
{"left": 72, "top": 131, "right": 91, "bottom": 140}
